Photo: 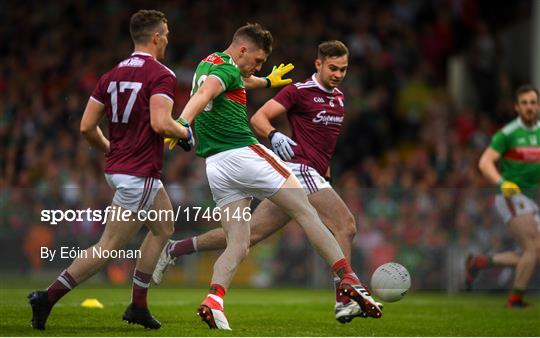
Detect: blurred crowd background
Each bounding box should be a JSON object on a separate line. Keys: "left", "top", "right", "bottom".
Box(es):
{"left": 1, "top": 0, "right": 539, "bottom": 292}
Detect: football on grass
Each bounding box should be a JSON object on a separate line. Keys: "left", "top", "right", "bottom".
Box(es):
{"left": 370, "top": 262, "right": 411, "bottom": 302}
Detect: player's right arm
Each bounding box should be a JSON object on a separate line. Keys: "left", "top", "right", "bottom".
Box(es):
{"left": 478, "top": 147, "right": 502, "bottom": 184}
{"left": 149, "top": 95, "right": 189, "bottom": 139}
{"left": 250, "top": 99, "right": 288, "bottom": 137}
{"left": 80, "top": 99, "right": 110, "bottom": 153}
{"left": 179, "top": 76, "right": 223, "bottom": 123}
{"left": 479, "top": 146, "right": 521, "bottom": 197}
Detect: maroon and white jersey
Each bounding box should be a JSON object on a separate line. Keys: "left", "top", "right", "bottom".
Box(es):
{"left": 272, "top": 74, "right": 345, "bottom": 176}
{"left": 91, "top": 52, "right": 176, "bottom": 179}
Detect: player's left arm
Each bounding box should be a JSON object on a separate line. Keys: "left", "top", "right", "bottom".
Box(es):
{"left": 243, "top": 63, "right": 294, "bottom": 90}
{"left": 242, "top": 76, "right": 267, "bottom": 90}
{"left": 80, "top": 98, "right": 109, "bottom": 153}
{"left": 180, "top": 76, "right": 224, "bottom": 124}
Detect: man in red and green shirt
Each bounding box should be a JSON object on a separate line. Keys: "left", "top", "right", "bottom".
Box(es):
{"left": 467, "top": 84, "right": 540, "bottom": 308}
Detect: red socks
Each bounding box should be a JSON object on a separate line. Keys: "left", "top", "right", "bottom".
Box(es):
{"left": 209, "top": 284, "right": 226, "bottom": 299}
{"left": 332, "top": 259, "right": 359, "bottom": 285}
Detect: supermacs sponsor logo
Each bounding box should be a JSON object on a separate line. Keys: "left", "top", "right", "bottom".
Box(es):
{"left": 312, "top": 111, "right": 343, "bottom": 126}
{"left": 119, "top": 57, "right": 145, "bottom": 68}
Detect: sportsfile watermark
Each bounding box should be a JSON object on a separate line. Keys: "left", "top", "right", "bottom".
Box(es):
{"left": 40, "top": 205, "right": 252, "bottom": 225}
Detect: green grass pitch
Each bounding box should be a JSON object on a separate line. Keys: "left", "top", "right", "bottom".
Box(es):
{"left": 1, "top": 284, "right": 539, "bottom": 336}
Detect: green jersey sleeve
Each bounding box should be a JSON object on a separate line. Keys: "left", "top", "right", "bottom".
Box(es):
{"left": 490, "top": 131, "right": 507, "bottom": 155}
{"left": 209, "top": 63, "right": 241, "bottom": 91}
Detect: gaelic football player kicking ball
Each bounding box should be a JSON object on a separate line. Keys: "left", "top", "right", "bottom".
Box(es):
{"left": 156, "top": 40, "right": 371, "bottom": 323}
{"left": 164, "top": 24, "right": 381, "bottom": 330}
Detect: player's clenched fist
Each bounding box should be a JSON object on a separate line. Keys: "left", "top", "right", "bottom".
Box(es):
{"left": 499, "top": 179, "right": 521, "bottom": 198}
{"left": 268, "top": 130, "right": 297, "bottom": 161}
{"left": 165, "top": 117, "right": 195, "bottom": 151}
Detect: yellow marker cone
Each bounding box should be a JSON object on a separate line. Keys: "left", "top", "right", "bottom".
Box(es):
{"left": 81, "top": 298, "right": 104, "bottom": 309}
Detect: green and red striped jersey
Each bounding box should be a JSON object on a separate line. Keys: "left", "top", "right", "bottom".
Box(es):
{"left": 490, "top": 117, "right": 540, "bottom": 198}
{"left": 191, "top": 52, "right": 258, "bottom": 158}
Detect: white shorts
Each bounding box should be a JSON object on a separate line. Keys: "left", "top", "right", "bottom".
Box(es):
{"left": 286, "top": 162, "right": 331, "bottom": 194}
{"left": 105, "top": 173, "right": 163, "bottom": 212}
{"left": 495, "top": 194, "right": 540, "bottom": 227}
{"left": 205, "top": 144, "right": 292, "bottom": 207}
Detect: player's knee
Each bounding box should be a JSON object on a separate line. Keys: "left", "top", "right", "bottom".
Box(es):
{"left": 163, "top": 221, "right": 175, "bottom": 238}
{"left": 250, "top": 228, "right": 266, "bottom": 246}
{"left": 96, "top": 237, "right": 123, "bottom": 252}
{"left": 150, "top": 220, "right": 174, "bottom": 237}
{"left": 156, "top": 226, "right": 174, "bottom": 239}
{"left": 341, "top": 212, "right": 357, "bottom": 239}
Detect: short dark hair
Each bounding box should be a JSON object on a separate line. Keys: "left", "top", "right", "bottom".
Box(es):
{"left": 514, "top": 84, "right": 539, "bottom": 102}
{"left": 130, "top": 10, "right": 167, "bottom": 44}
{"left": 317, "top": 40, "right": 349, "bottom": 60}
{"left": 233, "top": 23, "right": 273, "bottom": 55}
